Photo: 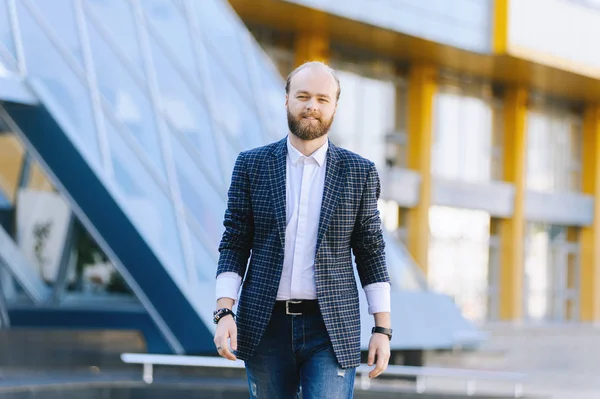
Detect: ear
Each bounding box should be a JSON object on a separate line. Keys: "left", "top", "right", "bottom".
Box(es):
{"left": 285, "top": 95, "right": 289, "bottom": 107}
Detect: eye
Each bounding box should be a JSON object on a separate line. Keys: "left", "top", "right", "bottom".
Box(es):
{"left": 297, "top": 95, "right": 307, "bottom": 100}
{"left": 319, "top": 98, "right": 329, "bottom": 103}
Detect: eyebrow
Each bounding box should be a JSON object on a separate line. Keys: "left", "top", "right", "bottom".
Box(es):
{"left": 296, "top": 90, "right": 331, "bottom": 99}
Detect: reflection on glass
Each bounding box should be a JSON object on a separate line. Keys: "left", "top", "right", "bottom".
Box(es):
{"left": 141, "top": 0, "right": 198, "bottom": 84}
{"left": 526, "top": 105, "right": 582, "bottom": 192}
{"left": 206, "top": 55, "right": 264, "bottom": 152}
{"left": 84, "top": 0, "right": 146, "bottom": 78}
{"left": 86, "top": 17, "right": 167, "bottom": 181}
{"left": 147, "top": 36, "right": 222, "bottom": 184}
{"left": 104, "top": 115, "right": 186, "bottom": 281}
{"left": 247, "top": 41, "right": 288, "bottom": 141}
{"left": 171, "top": 134, "right": 225, "bottom": 251}
{"left": 69, "top": 218, "right": 132, "bottom": 295}
{"left": 428, "top": 206, "right": 491, "bottom": 321}
{"left": 190, "top": 232, "right": 217, "bottom": 282}
{"left": 0, "top": 132, "right": 133, "bottom": 298}
{"left": 330, "top": 70, "right": 396, "bottom": 169}
{"left": 432, "top": 88, "right": 493, "bottom": 182}
{"left": 0, "top": 0, "right": 18, "bottom": 70}
{"left": 0, "top": 133, "right": 25, "bottom": 204}
{"left": 193, "top": 0, "right": 251, "bottom": 96}
{"left": 17, "top": 1, "right": 101, "bottom": 168}
{"left": 524, "top": 223, "right": 578, "bottom": 322}
{"left": 29, "top": 0, "right": 84, "bottom": 67}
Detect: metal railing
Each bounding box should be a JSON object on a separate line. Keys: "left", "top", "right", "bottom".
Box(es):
{"left": 121, "top": 352, "right": 528, "bottom": 398}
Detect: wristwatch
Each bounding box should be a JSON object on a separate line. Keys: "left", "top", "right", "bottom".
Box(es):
{"left": 213, "top": 308, "right": 235, "bottom": 324}
{"left": 372, "top": 326, "right": 393, "bottom": 341}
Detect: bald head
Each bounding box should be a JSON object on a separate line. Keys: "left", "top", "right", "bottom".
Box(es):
{"left": 285, "top": 61, "right": 339, "bottom": 141}
{"left": 285, "top": 61, "right": 341, "bottom": 102}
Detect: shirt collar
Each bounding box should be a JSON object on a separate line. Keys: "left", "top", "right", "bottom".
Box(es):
{"left": 286, "top": 135, "right": 328, "bottom": 167}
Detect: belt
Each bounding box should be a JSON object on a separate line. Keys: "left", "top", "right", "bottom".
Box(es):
{"left": 274, "top": 300, "right": 320, "bottom": 316}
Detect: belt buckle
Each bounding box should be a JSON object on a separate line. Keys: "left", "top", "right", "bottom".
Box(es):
{"left": 286, "top": 300, "right": 302, "bottom": 315}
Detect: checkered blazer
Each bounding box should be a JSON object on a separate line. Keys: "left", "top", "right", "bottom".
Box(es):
{"left": 217, "top": 136, "right": 389, "bottom": 368}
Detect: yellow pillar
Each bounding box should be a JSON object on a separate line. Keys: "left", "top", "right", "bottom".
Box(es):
{"left": 499, "top": 86, "right": 528, "bottom": 321}
{"left": 406, "top": 64, "right": 437, "bottom": 274}
{"left": 580, "top": 105, "right": 600, "bottom": 321}
{"left": 294, "top": 12, "right": 329, "bottom": 66}
{"left": 492, "top": 0, "right": 509, "bottom": 54}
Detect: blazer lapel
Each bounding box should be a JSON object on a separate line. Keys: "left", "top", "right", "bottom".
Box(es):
{"left": 268, "top": 138, "right": 287, "bottom": 250}
{"left": 316, "top": 142, "right": 347, "bottom": 255}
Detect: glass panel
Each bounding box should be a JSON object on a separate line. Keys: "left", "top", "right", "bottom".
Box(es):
{"left": 0, "top": 0, "right": 18, "bottom": 68}
{"left": 0, "top": 133, "right": 134, "bottom": 299}
{"left": 69, "top": 218, "right": 133, "bottom": 295}
{"left": 193, "top": 0, "right": 251, "bottom": 96}
{"left": 29, "top": 162, "right": 54, "bottom": 192}
{"left": 245, "top": 37, "right": 288, "bottom": 142}
{"left": 16, "top": 2, "right": 101, "bottom": 168}
{"left": 330, "top": 70, "right": 396, "bottom": 169}
{"left": 526, "top": 104, "right": 583, "bottom": 193}
{"left": 524, "top": 223, "right": 559, "bottom": 321}
{"left": 433, "top": 88, "right": 493, "bottom": 182}
{"left": 29, "top": 0, "right": 84, "bottom": 67}
{"left": 171, "top": 134, "right": 225, "bottom": 251}
{"left": 428, "top": 206, "right": 491, "bottom": 321}
{"left": 147, "top": 35, "right": 222, "bottom": 183}
{"left": 84, "top": 0, "right": 145, "bottom": 78}
{"left": 14, "top": 186, "right": 70, "bottom": 287}
{"left": 206, "top": 54, "right": 263, "bottom": 152}
{"left": 86, "top": 16, "right": 167, "bottom": 180}
{"left": 0, "top": 133, "right": 25, "bottom": 204}
{"left": 141, "top": 0, "right": 198, "bottom": 84}
{"left": 104, "top": 115, "right": 186, "bottom": 281}
{"left": 190, "top": 232, "right": 217, "bottom": 282}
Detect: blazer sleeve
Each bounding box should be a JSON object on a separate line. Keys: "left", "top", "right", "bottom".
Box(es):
{"left": 217, "top": 152, "right": 254, "bottom": 278}
{"left": 351, "top": 162, "right": 390, "bottom": 287}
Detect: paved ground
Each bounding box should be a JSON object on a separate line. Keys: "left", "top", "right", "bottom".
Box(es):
{"left": 427, "top": 323, "right": 600, "bottom": 399}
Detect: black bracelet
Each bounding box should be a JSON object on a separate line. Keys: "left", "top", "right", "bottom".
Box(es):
{"left": 372, "top": 326, "right": 393, "bottom": 341}
{"left": 213, "top": 308, "right": 235, "bottom": 324}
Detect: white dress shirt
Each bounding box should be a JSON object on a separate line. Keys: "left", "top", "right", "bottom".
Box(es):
{"left": 216, "top": 136, "right": 390, "bottom": 314}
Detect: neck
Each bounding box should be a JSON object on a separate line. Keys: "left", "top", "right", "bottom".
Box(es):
{"left": 288, "top": 133, "right": 328, "bottom": 157}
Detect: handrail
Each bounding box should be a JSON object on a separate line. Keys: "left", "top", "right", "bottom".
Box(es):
{"left": 120, "top": 352, "right": 527, "bottom": 397}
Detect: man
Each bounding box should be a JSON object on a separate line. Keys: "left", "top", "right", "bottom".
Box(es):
{"left": 213, "top": 61, "right": 392, "bottom": 398}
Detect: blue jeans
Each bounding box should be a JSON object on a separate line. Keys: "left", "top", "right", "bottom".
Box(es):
{"left": 244, "top": 302, "right": 356, "bottom": 398}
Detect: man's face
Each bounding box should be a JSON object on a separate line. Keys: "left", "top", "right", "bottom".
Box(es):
{"left": 286, "top": 66, "right": 338, "bottom": 141}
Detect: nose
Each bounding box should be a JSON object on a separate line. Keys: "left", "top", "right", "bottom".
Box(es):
{"left": 305, "top": 98, "right": 318, "bottom": 111}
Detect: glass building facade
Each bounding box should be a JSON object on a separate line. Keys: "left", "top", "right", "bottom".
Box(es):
{"left": 0, "top": 0, "right": 481, "bottom": 356}
{"left": 2, "top": 0, "right": 596, "bottom": 360}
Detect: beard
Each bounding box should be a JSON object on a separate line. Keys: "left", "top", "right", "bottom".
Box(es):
{"left": 287, "top": 107, "right": 334, "bottom": 141}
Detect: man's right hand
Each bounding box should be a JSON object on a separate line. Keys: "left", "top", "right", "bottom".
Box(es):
{"left": 213, "top": 314, "right": 237, "bottom": 360}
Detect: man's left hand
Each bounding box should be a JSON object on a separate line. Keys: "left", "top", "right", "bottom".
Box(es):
{"left": 367, "top": 332, "right": 391, "bottom": 378}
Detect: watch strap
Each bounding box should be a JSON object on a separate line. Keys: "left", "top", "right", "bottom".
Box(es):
{"left": 372, "top": 326, "right": 393, "bottom": 340}
{"left": 213, "top": 308, "right": 235, "bottom": 324}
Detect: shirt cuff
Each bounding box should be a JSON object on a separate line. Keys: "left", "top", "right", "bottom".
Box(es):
{"left": 364, "top": 282, "right": 391, "bottom": 315}
{"left": 216, "top": 272, "right": 242, "bottom": 302}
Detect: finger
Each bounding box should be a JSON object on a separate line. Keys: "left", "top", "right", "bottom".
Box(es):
{"left": 219, "top": 340, "right": 237, "bottom": 361}
{"left": 230, "top": 326, "right": 238, "bottom": 351}
{"left": 369, "top": 350, "right": 387, "bottom": 378}
{"left": 367, "top": 346, "right": 376, "bottom": 366}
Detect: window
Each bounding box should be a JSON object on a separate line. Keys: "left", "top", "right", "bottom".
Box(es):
{"left": 526, "top": 98, "right": 583, "bottom": 193}
{"left": 432, "top": 75, "right": 501, "bottom": 183}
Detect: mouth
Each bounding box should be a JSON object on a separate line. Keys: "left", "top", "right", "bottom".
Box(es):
{"left": 302, "top": 116, "right": 319, "bottom": 121}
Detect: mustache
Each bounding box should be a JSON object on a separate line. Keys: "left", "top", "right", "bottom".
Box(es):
{"left": 300, "top": 112, "right": 321, "bottom": 120}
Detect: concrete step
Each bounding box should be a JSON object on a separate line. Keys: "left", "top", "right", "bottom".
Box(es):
{"left": 0, "top": 329, "right": 145, "bottom": 369}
